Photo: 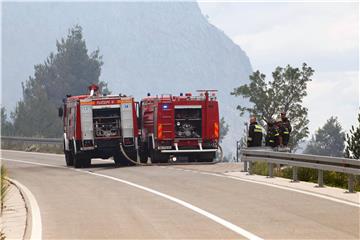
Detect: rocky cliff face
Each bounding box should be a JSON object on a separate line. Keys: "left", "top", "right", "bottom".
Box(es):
{"left": 3, "top": 2, "right": 252, "bottom": 155}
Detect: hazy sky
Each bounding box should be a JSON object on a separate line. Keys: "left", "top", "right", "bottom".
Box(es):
{"left": 198, "top": 1, "right": 359, "bottom": 135}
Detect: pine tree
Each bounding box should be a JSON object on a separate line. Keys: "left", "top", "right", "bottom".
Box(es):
{"left": 1, "top": 107, "right": 14, "bottom": 136}
{"left": 304, "top": 117, "right": 345, "bottom": 157}
{"left": 345, "top": 111, "right": 360, "bottom": 159}
{"left": 12, "top": 25, "right": 107, "bottom": 137}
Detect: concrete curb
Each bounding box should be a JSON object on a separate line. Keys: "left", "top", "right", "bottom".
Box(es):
{"left": 224, "top": 172, "right": 360, "bottom": 206}
{"left": 1, "top": 180, "right": 27, "bottom": 240}
{"left": 8, "top": 178, "right": 42, "bottom": 240}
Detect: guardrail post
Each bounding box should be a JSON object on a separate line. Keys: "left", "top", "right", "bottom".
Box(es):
{"left": 348, "top": 174, "right": 355, "bottom": 193}
{"left": 317, "top": 170, "right": 324, "bottom": 187}
{"left": 292, "top": 166, "right": 298, "bottom": 182}
{"left": 268, "top": 163, "right": 274, "bottom": 178}
{"left": 243, "top": 161, "right": 248, "bottom": 172}
{"left": 248, "top": 162, "right": 253, "bottom": 175}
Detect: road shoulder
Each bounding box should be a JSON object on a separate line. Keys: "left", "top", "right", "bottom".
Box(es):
{"left": 171, "top": 163, "right": 360, "bottom": 206}
{"left": 1, "top": 180, "right": 27, "bottom": 240}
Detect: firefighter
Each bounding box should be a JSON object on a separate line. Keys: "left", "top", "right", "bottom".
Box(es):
{"left": 266, "top": 119, "right": 279, "bottom": 148}
{"left": 247, "top": 116, "right": 263, "bottom": 147}
{"left": 280, "top": 112, "right": 292, "bottom": 146}
{"left": 275, "top": 118, "right": 283, "bottom": 146}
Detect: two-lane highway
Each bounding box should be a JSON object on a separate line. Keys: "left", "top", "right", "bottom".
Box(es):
{"left": 2, "top": 150, "right": 359, "bottom": 239}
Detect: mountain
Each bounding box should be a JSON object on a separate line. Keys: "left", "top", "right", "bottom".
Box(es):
{"left": 2, "top": 2, "right": 252, "bottom": 154}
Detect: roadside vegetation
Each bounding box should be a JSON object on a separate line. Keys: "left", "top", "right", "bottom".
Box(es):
{"left": 252, "top": 162, "right": 360, "bottom": 191}
{"left": 0, "top": 165, "right": 8, "bottom": 240}
{"left": 1, "top": 165, "right": 10, "bottom": 214}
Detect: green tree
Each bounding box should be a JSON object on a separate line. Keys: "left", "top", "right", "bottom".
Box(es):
{"left": 12, "top": 25, "right": 107, "bottom": 137}
{"left": 1, "top": 107, "right": 14, "bottom": 136}
{"left": 219, "top": 117, "right": 229, "bottom": 143}
{"left": 231, "top": 63, "right": 313, "bottom": 150}
{"left": 345, "top": 111, "right": 360, "bottom": 159}
{"left": 304, "top": 117, "right": 345, "bottom": 157}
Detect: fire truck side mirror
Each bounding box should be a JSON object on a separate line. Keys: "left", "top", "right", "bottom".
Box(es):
{"left": 58, "top": 107, "right": 63, "bottom": 118}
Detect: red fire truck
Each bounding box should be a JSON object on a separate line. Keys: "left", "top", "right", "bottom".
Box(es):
{"left": 59, "top": 85, "right": 138, "bottom": 168}
{"left": 139, "top": 91, "right": 220, "bottom": 163}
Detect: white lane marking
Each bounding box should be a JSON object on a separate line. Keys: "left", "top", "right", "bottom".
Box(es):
{"left": 2, "top": 158, "right": 65, "bottom": 168}
{"left": 2, "top": 158, "right": 263, "bottom": 240}
{"left": 166, "top": 167, "right": 360, "bottom": 208}
{"left": 80, "top": 170, "right": 263, "bottom": 240}
{"left": 8, "top": 178, "right": 42, "bottom": 240}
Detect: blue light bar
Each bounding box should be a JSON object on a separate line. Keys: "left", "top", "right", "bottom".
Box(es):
{"left": 163, "top": 104, "right": 169, "bottom": 109}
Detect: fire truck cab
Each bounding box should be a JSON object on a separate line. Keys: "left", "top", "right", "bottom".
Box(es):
{"left": 59, "top": 85, "right": 138, "bottom": 168}
{"left": 139, "top": 91, "right": 220, "bottom": 163}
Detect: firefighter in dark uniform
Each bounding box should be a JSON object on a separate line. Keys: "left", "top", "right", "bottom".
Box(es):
{"left": 266, "top": 119, "right": 280, "bottom": 148}
{"left": 247, "top": 116, "right": 263, "bottom": 147}
{"left": 280, "top": 112, "right": 292, "bottom": 146}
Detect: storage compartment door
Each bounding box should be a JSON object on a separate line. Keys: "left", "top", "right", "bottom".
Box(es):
{"left": 174, "top": 106, "right": 202, "bottom": 139}
{"left": 120, "top": 102, "right": 134, "bottom": 138}
{"left": 80, "top": 105, "right": 94, "bottom": 140}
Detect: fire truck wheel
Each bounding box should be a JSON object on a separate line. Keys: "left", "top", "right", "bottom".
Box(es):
{"left": 114, "top": 153, "right": 129, "bottom": 166}
{"left": 73, "top": 154, "right": 85, "bottom": 168}
{"left": 150, "top": 150, "right": 168, "bottom": 163}
{"left": 82, "top": 158, "right": 91, "bottom": 168}
{"left": 198, "top": 152, "right": 216, "bottom": 162}
{"left": 64, "top": 151, "right": 74, "bottom": 166}
{"left": 139, "top": 147, "right": 149, "bottom": 164}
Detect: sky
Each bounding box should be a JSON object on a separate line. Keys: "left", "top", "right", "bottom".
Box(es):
{"left": 198, "top": 1, "right": 359, "bottom": 136}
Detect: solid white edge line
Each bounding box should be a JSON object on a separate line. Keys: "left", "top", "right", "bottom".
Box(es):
{"left": 1, "top": 149, "right": 63, "bottom": 157}
{"left": 224, "top": 174, "right": 360, "bottom": 208}
{"left": 8, "top": 178, "right": 42, "bottom": 240}
{"left": 166, "top": 167, "right": 360, "bottom": 208}
{"left": 1, "top": 150, "right": 114, "bottom": 163}
{"left": 3, "top": 158, "right": 263, "bottom": 240}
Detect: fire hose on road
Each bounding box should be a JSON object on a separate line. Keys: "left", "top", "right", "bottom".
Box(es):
{"left": 119, "top": 142, "right": 224, "bottom": 166}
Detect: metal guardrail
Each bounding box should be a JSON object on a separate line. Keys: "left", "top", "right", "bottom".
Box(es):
{"left": 241, "top": 148, "right": 360, "bottom": 193}
{"left": 1, "top": 136, "right": 62, "bottom": 145}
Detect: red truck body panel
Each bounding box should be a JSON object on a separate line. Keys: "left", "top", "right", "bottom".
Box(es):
{"left": 139, "top": 91, "right": 219, "bottom": 163}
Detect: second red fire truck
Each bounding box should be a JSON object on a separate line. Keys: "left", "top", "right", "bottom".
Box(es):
{"left": 138, "top": 91, "right": 220, "bottom": 163}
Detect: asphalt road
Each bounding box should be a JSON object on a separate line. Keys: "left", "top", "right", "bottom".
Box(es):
{"left": 2, "top": 150, "right": 359, "bottom": 239}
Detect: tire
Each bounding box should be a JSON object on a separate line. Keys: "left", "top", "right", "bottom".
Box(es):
{"left": 114, "top": 152, "right": 129, "bottom": 166}
{"left": 150, "top": 149, "right": 168, "bottom": 163}
{"left": 82, "top": 157, "right": 91, "bottom": 168}
{"left": 198, "top": 152, "right": 216, "bottom": 162}
{"left": 65, "top": 150, "right": 74, "bottom": 166}
{"left": 139, "top": 143, "right": 149, "bottom": 164}
{"left": 64, "top": 140, "right": 74, "bottom": 166}
{"left": 73, "top": 153, "right": 83, "bottom": 168}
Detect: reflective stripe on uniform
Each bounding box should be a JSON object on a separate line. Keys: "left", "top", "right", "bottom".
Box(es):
{"left": 254, "top": 125, "right": 263, "bottom": 133}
